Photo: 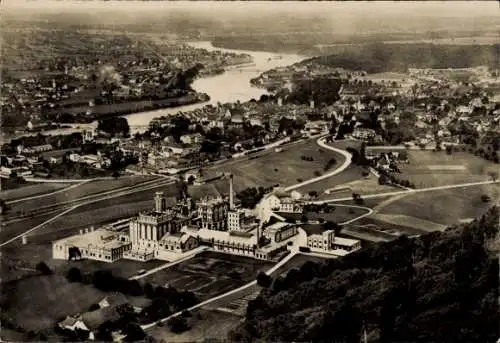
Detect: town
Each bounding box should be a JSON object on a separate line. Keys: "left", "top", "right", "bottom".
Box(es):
{"left": 1, "top": 2, "right": 499, "bottom": 343}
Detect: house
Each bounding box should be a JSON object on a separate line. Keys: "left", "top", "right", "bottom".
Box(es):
{"left": 50, "top": 156, "right": 63, "bottom": 164}
{"left": 352, "top": 128, "right": 376, "bottom": 141}
{"left": 79, "top": 307, "right": 121, "bottom": 339}
{"left": 58, "top": 316, "right": 92, "bottom": 337}
{"left": 163, "top": 142, "right": 187, "bottom": 155}
{"left": 98, "top": 293, "right": 128, "bottom": 309}
{"left": 180, "top": 133, "right": 203, "bottom": 145}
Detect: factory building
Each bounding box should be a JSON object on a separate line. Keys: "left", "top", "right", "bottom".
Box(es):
{"left": 52, "top": 228, "right": 131, "bottom": 262}
{"left": 263, "top": 222, "right": 298, "bottom": 244}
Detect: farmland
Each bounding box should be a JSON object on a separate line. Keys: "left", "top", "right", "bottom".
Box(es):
{"left": 6, "top": 175, "right": 158, "bottom": 212}
{"left": 204, "top": 139, "right": 345, "bottom": 191}
{"left": 1, "top": 182, "right": 69, "bottom": 201}
{"left": 398, "top": 149, "right": 498, "bottom": 188}
{"left": 378, "top": 183, "right": 500, "bottom": 226}
{"left": 141, "top": 251, "right": 274, "bottom": 302}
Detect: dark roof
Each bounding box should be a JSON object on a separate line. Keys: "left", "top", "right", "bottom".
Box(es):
{"left": 100, "top": 293, "right": 128, "bottom": 307}
{"left": 80, "top": 307, "right": 120, "bottom": 330}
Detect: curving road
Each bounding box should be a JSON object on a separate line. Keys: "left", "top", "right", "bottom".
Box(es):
{"left": 284, "top": 136, "right": 352, "bottom": 192}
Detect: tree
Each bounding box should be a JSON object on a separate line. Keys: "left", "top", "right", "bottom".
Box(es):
{"left": 167, "top": 316, "right": 189, "bottom": 334}
{"left": 66, "top": 267, "right": 82, "bottom": 283}
{"left": 124, "top": 322, "right": 146, "bottom": 342}
{"left": 308, "top": 190, "right": 319, "bottom": 198}
{"left": 445, "top": 145, "right": 453, "bottom": 155}
{"left": 0, "top": 199, "right": 9, "bottom": 215}
{"left": 36, "top": 261, "right": 52, "bottom": 275}
{"left": 89, "top": 303, "right": 100, "bottom": 311}
{"left": 324, "top": 221, "right": 341, "bottom": 235}
{"left": 301, "top": 214, "right": 308, "bottom": 223}
{"left": 488, "top": 171, "right": 498, "bottom": 181}
{"left": 256, "top": 271, "right": 271, "bottom": 288}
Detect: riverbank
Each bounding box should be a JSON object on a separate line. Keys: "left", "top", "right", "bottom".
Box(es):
{"left": 54, "top": 93, "right": 210, "bottom": 124}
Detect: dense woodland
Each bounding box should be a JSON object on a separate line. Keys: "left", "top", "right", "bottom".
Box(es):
{"left": 229, "top": 206, "right": 500, "bottom": 343}
{"left": 307, "top": 43, "right": 500, "bottom": 73}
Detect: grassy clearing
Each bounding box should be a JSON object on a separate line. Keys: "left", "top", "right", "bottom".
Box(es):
{"left": 400, "top": 150, "right": 498, "bottom": 188}
{"left": 1, "top": 275, "right": 106, "bottom": 332}
{"left": 1, "top": 182, "right": 69, "bottom": 202}
{"left": 148, "top": 308, "right": 242, "bottom": 342}
{"left": 379, "top": 183, "right": 500, "bottom": 226}
{"left": 204, "top": 139, "right": 344, "bottom": 191}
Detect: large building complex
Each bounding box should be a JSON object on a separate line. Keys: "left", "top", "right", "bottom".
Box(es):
{"left": 52, "top": 174, "right": 361, "bottom": 264}
{"left": 52, "top": 228, "right": 131, "bottom": 262}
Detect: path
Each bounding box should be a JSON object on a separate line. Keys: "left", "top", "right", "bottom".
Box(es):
{"left": 311, "top": 180, "right": 500, "bottom": 204}
{"left": 284, "top": 136, "right": 352, "bottom": 192}
{"left": 6, "top": 180, "right": 90, "bottom": 205}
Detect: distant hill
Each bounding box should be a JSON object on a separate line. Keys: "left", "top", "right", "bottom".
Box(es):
{"left": 305, "top": 43, "right": 500, "bottom": 73}
{"left": 230, "top": 206, "right": 500, "bottom": 343}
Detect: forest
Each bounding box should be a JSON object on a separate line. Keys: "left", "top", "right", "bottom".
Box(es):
{"left": 307, "top": 43, "right": 500, "bottom": 73}
{"left": 229, "top": 206, "right": 500, "bottom": 343}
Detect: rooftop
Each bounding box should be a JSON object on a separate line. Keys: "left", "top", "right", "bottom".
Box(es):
{"left": 334, "top": 236, "right": 361, "bottom": 247}
{"left": 190, "top": 228, "right": 257, "bottom": 246}
{"left": 54, "top": 229, "right": 129, "bottom": 250}
{"left": 265, "top": 221, "right": 291, "bottom": 233}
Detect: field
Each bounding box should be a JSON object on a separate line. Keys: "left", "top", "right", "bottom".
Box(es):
{"left": 303, "top": 170, "right": 396, "bottom": 200}
{"left": 1, "top": 180, "right": 70, "bottom": 199}
{"left": 379, "top": 183, "right": 500, "bottom": 226}
{"left": 1, "top": 275, "right": 107, "bottom": 332}
{"left": 141, "top": 251, "right": 274, "bottom": 302}
{"left": 399, "top": 150, "right": 498, "bottom": 188}
{"left": 204, "top": 139, "right": 345, "bottom": 191}
{"left": 148, "top": 308, "right": 242, "bottom": 343}
{"left": 7, "top": 175, "right": 158, "bottom": 213}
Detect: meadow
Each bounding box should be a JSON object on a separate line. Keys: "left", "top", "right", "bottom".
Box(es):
{"left": 399, "top": 149, "right": 498, "bottom": 188}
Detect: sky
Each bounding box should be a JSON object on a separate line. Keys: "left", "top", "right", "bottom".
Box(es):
{"left": 2, "top": 0, "right": 498, "bottom": 18}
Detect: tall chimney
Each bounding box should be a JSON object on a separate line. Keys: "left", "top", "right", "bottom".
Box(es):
{"left": 155, "top": 192, "right": 165, "bottom": 213}
{"left": 256, "top": 223, "right": 261, "bottom": 248}
{"left": 229, "top": 174, "right": 234, "bottom": 210}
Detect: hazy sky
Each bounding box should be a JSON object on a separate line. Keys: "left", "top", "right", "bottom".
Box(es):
{"left": 3, "top": 0, "right": 499, "bottom": 18}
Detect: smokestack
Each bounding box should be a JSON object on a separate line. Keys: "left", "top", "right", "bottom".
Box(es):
{"left": 155, "top": 191, "right": 165, "bottom": 213}
{"left": 256, "top": 223, "right": 261, "bottom": 248}
{"left": 229, "top": 174, "right": 234, "bottom": 210}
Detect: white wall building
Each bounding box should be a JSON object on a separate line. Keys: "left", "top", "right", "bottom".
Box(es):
{"left": 306, "top": 230, "right": 361, "bottom": 256}
{"left": 52, "top": 229, "right": 132, "bottom": 262}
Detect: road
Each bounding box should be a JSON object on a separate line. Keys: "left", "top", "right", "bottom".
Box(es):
{"left": 284, "top": 136, "right": 352, "bottom": 192}
{"left": 311, "top": 179, "right": 500, "bottom": 204}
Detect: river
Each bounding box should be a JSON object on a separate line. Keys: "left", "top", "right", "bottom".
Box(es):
{"left": 1, "top": 41, "right": 304, "bottom": 142}
{"left": 123, "top": 41, "right": 305, "bottom": 132}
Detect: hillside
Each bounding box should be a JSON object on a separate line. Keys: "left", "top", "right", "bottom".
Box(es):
{"left": 306, "top": 43, "right": 500, "bottom": 73}
{"left": 230, "top": 206, "right": 500, "bottom": 343}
